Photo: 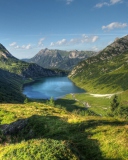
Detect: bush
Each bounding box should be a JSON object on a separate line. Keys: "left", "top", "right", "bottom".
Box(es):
{"left": 116, "top": 106, "right": 128, "bottom": 119}
{"left": 110, "top": 95, "right": 120, "bottom": 112}
{"left": 1, "top": 139, "right": 78, "bottom": 160}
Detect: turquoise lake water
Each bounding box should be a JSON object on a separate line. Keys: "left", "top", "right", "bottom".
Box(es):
{"left": 23, "top": 76, "right": 85, "bottom": 99}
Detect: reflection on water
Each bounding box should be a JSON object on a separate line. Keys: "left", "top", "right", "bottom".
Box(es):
{"left": 23, "top": 76, "right": 85, "bottom": 99}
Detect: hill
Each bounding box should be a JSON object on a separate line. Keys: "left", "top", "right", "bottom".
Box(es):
{"left": 69, "top": 35, "right": 128, "bottom": 93}
{"left": 0, "top": 68, "right": 24, "bottom": 103}
{"left": 23, "top": 48, "right": 95, "bottom": 71}
{"left": 0, "top": 101, "right": 127, "bottom": 159}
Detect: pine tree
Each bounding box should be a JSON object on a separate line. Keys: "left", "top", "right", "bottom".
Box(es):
{"left": 110, "top": 95, "right": 119, "bottom": 112}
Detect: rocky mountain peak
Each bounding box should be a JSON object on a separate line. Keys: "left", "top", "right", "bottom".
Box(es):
{"left": 69, "top": 51, "right": 79, "bottom": 58}
{"left": 0, "top": 43, "right": 14, "bottom": 59}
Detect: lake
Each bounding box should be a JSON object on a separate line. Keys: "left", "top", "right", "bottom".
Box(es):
{"left": 23, "top": 76, "right": 85, "bottom": 99}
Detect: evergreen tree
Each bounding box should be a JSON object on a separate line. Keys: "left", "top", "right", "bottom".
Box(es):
{"left": 110, "top": 95, "right": 119, "bottom": 112}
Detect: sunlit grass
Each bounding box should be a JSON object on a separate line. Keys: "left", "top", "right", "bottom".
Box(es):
{"left": 0, "top": 101, "right": 127, "bottom": 159}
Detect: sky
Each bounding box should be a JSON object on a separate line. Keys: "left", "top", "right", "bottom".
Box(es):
{"left": 0, "top": 0, "right": 128, "bottom": 59}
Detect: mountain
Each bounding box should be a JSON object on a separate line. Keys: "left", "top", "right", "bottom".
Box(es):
{"left": 23, "top": 48, "right": 96, "bottom": 71}
{"left": 69, "top": 35, "right": 128, "bottom": 93}
{"left": 0, "top": 44, "right": 66, "bottom": 102}
{"left": 0, "top": 44, "right": 66, "bottom": 79}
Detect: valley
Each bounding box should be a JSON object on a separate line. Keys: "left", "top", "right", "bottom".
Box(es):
{"left": 0, "top": 35, "right": 128, "bottom": 160}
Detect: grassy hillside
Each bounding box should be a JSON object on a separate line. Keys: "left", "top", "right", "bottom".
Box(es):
{"left": 0, "top": 101, "right": 127, "bottom": 160}
{"left": 69, "top": 36, "right": 128, "bottom": 93}
{"left": 0, "top": 69, "right": 25, "bottom": 103}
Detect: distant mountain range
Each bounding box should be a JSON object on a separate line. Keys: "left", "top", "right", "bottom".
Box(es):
{"left": 23, "top": 49, "right": 96, "bottom": 71}
{"left": 69, "top": 35, "right": 128, "bottom": 93}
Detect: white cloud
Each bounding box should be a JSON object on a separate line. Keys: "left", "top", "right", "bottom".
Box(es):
{"left": 15, "top": 45, "right": 20, "bottom": 49}
{"left": 110, "top": 0, "right": 122, "bottom": 4}
{"left": 92, "top": 36, "right": 99, "bottom": 42}
{"left": 9, "top": 42, "right": 17, "bottom": 47}
{"left": 95, "top": 2, "right": 109, "bottom": 8}
{"left": 50, "top": 39, "right": 67, "bottom": 46}
{"left": 50, "top": 35, "right": 99, "bottom": 47}
{"left": 95, "top": 0, "right": 123, "bottom": 8}
{"left": 102, "top": 22, "right": 127, "bottom": 30}
{"left": 38, "top": 38, "right": 45, "bottom": 46}
{"left": 66, "top": 0, "right": 74, "bottom": 5}
{"left": 25, "top": 44, "right": 31, "bottom": 50}
{"left": 81, "top": 35, "right": 99, "bottom": 43}
{"left": 9, "top": 42, "right": 32, "bottom": 50}
{"left": 92, "top": 46, "right": 99, "bottom": 51}
{"left": 21, "top": 44, "right": 31, "bottom": 49}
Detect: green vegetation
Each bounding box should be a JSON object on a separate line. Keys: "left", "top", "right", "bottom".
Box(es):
{"left": 0, "top": 69, "right": 25, "bottom": 103}
{"left": 69, "top": 50, "right": 128, "bottom": 94}
{"left": 0, "top": 102, "right": 128, "bottom": 159}
{"left": 0, "top": 36, "right": 128, "bottom": 159}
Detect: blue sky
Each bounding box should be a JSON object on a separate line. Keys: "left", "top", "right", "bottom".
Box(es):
{"left": 0, "top": 0, "right": 128, "bottom": 58}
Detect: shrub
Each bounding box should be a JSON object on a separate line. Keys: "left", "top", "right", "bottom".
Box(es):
{"left": 110, "top": 95, "right": 120, "bottom": 112}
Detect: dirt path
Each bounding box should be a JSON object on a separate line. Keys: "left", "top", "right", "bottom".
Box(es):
{"left": 90, "top": 93, "right": 114, "bottom": 98}
{"left": 90, "top": 92, "right": 122, "bottom": 98}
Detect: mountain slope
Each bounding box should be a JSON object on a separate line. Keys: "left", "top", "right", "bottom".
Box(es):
{"left": 69, "top": 35, "right": 128, "bottom": 93}
{"left": 0, "top": 68, "right": 24, "bottom": 103}
{"left": 24, "top": 48, "right": 95, "bottom": 71}
{"left": 0, "top": 102, "right": 127, "bottom": 160}
{"left": 0, "top": 44, "right": 66, "bottom": 79}
{"left": 0, "top": 44, "right": 66, "bottom": 103}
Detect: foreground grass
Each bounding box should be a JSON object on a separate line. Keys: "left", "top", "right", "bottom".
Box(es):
{"left": 0, "top": 102, "right": 128, "bottom": 160}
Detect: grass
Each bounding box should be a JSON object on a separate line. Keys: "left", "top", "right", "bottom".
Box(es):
{"left": 0, "top": 101, "right": 128, "bottom": 160}
{"left": 69, "top": 51, "right": 128, "bottom": 94}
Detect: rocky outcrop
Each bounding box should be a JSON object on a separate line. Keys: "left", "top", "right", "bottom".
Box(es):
{"left": 0, "top": 119, "right": 28, "bottom": 135}
{"left": 0, "top": 43, "right": 16, "bottom": 59}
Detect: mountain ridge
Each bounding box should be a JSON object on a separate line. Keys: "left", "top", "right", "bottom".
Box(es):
{"left": 24, "top": 48, "right": 96, "bottom": 71}
{"left": 0, "top": 44, "right": 66, "bottom": 79}
{"left": 69, "top": 35, "right": 128, "bottom": 93}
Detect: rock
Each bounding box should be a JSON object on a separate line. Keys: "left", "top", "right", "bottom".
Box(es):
{"left": 0, "top": 119, "right": 28, "bottom": 135}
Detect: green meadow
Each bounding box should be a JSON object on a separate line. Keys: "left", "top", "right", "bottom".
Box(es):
{"left": 0, "top": 94, "right": 128, "bottom": 159}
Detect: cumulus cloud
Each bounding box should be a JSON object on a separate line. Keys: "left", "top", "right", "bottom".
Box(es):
{"left": 38, "top": 38, "right": 45, "bottom": 46}
{"left": 81, "top": 35, "right": 99, "bottom": 43}
{"left": 66, "top": 0, "right": 74, "bottom": 5}
{"left": 102, "top": 22, "right": 127, "bottom": 30}
{"left": 95, "top": 0, "right": 123, "bottom": 8}
{"left": 50, "top": 35, "right": 99, "bottom": 47}
{"left": 9, "top": 42, "right": 32, "bottom": 50}
{"left": 25, "top": 44, "right": 31, "bottom": 50}
{"left": 50, "top": 39, "right": 67, "bottom": 46}
{"left": 15, "top": 45, "right": 20, "bottom": 49}
{"left": 9, "top": 42, "right": 17, "bottom": 47}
